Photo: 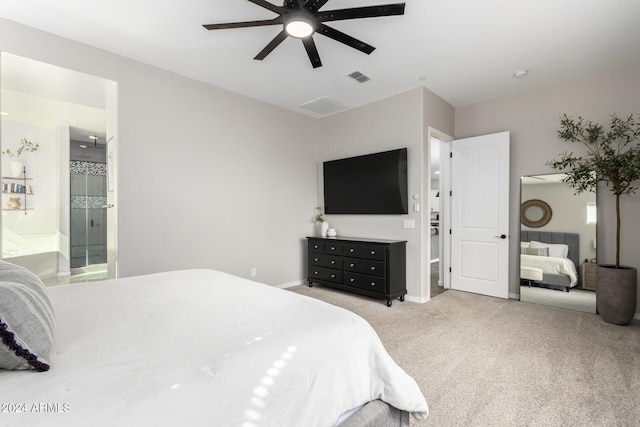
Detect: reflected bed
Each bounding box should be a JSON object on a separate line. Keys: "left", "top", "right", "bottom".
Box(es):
{"left": 520, "top": 231, "right": 580, "bottom": 292}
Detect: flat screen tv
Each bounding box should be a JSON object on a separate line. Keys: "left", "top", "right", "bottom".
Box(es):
{"left": 323, "top": 148, "right": 408, "bottom": 214}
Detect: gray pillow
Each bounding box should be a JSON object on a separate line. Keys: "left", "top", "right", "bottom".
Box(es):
{"left": 521, "top": 247, "right": 549, "bottom": 257}
{"left": 0, "top": 260, "right": 55, "bottom": 372}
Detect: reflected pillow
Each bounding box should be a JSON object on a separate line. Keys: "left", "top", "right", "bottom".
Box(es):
{"left": 521, "top": 247, "right": 549, "bottom": 256}
{"left": 529, "top": 241, "right": 569, "bottom": 258}
{"left": 0, "top": 260, "right": 55, "bottom": 372}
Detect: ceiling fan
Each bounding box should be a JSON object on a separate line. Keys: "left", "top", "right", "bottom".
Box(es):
{"left": 203, "top": 0, "right": 406, "bottom": 68}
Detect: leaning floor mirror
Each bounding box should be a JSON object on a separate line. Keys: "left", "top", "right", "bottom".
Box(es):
{"left": 519, "top": 173, "right": 597, "bottom": 313}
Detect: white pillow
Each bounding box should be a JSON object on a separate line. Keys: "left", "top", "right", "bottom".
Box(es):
{"left": 530, "top": 240, "right": 569, "bottom": 258}
{"left": 0, "top": 260, "right": 55, "bottom": 372}
{"left": 520, "top": 241, "right": 530, "bottom": 248}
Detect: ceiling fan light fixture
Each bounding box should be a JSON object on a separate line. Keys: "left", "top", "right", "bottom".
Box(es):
{"left": 285, "top": 19, "right": 314, "bottom": 38}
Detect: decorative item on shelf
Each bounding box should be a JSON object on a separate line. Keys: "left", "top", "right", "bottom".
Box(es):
{"left": 2, "top": 138, "right": 39, "bottom": 177}
{"left": 6, "top": 197, "right": 21, "bottom": 210}
{"left": 548, "top": 113, "right": 640, "bottom": 325}
{"left": 327, "top": 228, "right": 337, "bottom": 237}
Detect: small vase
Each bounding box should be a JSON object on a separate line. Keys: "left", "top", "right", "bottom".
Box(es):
{"left": 321, "top": 221, "right": 329, "bottom": 237}
{"left": 10, "top": 160, "right": 23, "bottom": 178}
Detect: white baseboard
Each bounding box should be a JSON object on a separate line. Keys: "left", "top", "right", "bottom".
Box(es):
{"left": 275, "top": 280, "right": 305, "bottom": 289}
{"left": 405, "top": 295, "right": 428, "bottom": 304}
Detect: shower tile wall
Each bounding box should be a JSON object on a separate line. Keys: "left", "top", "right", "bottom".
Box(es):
{"left": 70, "top": 160, "right": 107, "bottom": 268}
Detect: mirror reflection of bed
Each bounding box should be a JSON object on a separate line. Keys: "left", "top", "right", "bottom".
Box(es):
{"left": 519, "top": 174, "right": 597, "bottom": 313}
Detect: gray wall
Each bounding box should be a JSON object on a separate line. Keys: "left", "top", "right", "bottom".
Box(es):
{"left": 456, "top": 63, "right": 640, "bottom": 311}
{"left": 318, "top": 87, "right": 454, "bottom": 301}
{"left": 0, "top": 18, "right": 319, "bottom": 286}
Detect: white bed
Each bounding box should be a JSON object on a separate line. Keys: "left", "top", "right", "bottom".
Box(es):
{"left": 0, "top": 267, "right": 428, "bottom": 426}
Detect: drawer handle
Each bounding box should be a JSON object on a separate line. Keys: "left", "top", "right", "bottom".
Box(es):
{"left": 350, "top": 278, "right": 355, "bottom": 282}
{"left": 330, "top": 274, "right": 336, "bottom": 278}
{"left": 331, "top": 260, "right": 336, "bottom": 264}
{"left": 370, "top": 282, "right": 376, "bottom": 287}
{"left": 330, "top": 246, "right": 336, "bottom": 251}
{"left": 314, "top": 245, "right": 319, "bottom": 249}
{"left": 370, "top": 266, "right": 376, "bottom": 271}
{"left": 313, "top": 271, "right": 319, "bottom": 275}
{"left": 349, "top": 248, "right": 355, "bottom": 252}
{"left": 370, "top": 250, "right": 376, "bottom": 255}
{"left": 350, "top": 263, "right": 355, "bottom": 268}
{"left": 314, "top": 258, "right": 319, "bottom": 262}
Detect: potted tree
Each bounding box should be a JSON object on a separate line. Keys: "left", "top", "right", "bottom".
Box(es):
{"left": 547, "top": 113, "right": 640, "bottom": 325}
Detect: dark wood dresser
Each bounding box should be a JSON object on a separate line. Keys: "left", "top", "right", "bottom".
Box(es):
{"left": 306, "top": 236, "right": 407, "bottom": 306}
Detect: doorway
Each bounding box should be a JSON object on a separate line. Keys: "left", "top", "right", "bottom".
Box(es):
{"left": 426, "top": 128, "right": 453, "bottom": 299}
{"left": 69, "top": 130, "right": 108, "bottom": 280}
{"left": 0, "top": 52, "right": 118, "bottom": 284}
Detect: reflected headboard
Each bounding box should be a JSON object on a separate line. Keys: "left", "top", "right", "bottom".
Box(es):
{"left": 520, "top": 231, "right": 580, "bottom": 268}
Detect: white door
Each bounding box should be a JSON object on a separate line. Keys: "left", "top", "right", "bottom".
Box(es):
{"left": 451, "top": 132, "right": 510, "bottom": 298}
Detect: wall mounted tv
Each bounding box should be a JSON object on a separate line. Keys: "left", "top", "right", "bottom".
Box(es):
{"left": 323, "top": 148, "right": 408, "bottom": 215}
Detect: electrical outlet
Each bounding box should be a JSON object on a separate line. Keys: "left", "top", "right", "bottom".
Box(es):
{"left": 250, "top": 267, "right": 257, "bottom": 277}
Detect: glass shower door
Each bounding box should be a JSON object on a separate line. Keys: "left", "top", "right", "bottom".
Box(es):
{"left": 70, "top": 161, "right": 107, "bottom": 268}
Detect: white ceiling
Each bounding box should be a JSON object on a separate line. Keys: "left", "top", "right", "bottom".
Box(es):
{"left": 1, "top": 0, "right": 640, "bottom": 117}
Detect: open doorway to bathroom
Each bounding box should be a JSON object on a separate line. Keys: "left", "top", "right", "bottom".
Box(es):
{"left": 69, "top": 129, "right": 108, "bottom": 282}
{"left": 0, "top": 52, "right": 117, "bottom": 286}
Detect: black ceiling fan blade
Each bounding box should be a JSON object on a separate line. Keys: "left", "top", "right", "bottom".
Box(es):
{"left": 254, "top": 30, "right": 289, "bottom": 60}
{"left": 284, "top": 0, "right": 302, "bottom": 9}
{"left": 247, "top": 0, "right": 284, "bottom": 14}
{"left": 302, "top": 37, "right": 323, "bottom": 68}
{"left": 318, "top": 3, "right": 405, "bottom": 22}
{"left": 317, "top": 24, "right": 375, "bottom": 55}
{"left": 203, "top": 17, "right": 283, "bottom": 30}
{"left": 304, "top": 0, "right": 330, "bottom": 12}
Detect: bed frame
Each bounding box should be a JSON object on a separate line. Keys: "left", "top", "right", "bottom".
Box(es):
{"left": 520, "top": 231, "right": 580, "bottom": 291}
{"left": 341, "top": 401, "right": 409, "bottom": 427}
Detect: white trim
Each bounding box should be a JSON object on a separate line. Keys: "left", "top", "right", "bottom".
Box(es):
{"left": 275, "top": 280, "right": 306, "bottom": 289}
{"left": 405, "top": 295, "right": 428, "bottom": 304}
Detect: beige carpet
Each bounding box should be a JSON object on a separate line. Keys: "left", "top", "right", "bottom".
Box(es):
{"left": 288, "top": 284, "right": 640, "bottom": 426}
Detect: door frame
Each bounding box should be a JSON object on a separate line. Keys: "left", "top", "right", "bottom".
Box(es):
{"left": 424, "top": 127, "right": 453, "bottom": 300}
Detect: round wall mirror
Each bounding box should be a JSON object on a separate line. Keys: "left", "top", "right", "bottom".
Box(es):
{"left": 521, "top": 199, "right": 552, "bottom": 228}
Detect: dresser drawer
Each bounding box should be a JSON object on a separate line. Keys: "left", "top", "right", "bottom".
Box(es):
{"left": 308, "top": 266, "right": 343, "bottom": 284}
{"left": 325, "top": 241, "right": 343, "bottom": 255}
{"left": 344, "top": 272, "right": 387, "bottom": 294}
{"left": 308, "top": 239, "right": 325, "bottom": 254}
{"left": 343, "top": 259, "right": 386, "bottom": 277}
{"left": 343, "top": 243, "right": 363, "bottom": 258}
{"left": 363, "top": 244, "right": 386, "bottom": 261}
{"left": 309, "top": 253, "right": 343, "bottom": 269}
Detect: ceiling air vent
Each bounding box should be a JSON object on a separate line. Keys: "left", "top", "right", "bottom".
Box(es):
{"left": 348, "top": 71, "right": 370, "bottom": 83}
{"left": 300, "top": 97, "right": 348, "bottom": 115}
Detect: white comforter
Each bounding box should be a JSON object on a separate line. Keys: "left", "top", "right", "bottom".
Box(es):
{"left": 520, "top": 254, "right": 578, "bottom": 286}
{"left": 0, "top": 269, "right": 428, "bottom": 426}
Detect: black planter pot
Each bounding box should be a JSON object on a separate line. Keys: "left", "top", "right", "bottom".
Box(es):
{"left": 596, "top": 265, "right": 637, "bottom": 326}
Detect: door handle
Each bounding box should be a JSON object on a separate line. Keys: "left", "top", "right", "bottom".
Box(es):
{"left": 102, "top": 204, "right": 114, "bottom": 209}
{"left": 495, "top": 234, "right": 507, "bottom": 239}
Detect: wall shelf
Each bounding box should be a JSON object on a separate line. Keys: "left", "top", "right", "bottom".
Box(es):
{"left": 1, "top": 166, "right": 34, "bottom": 214}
